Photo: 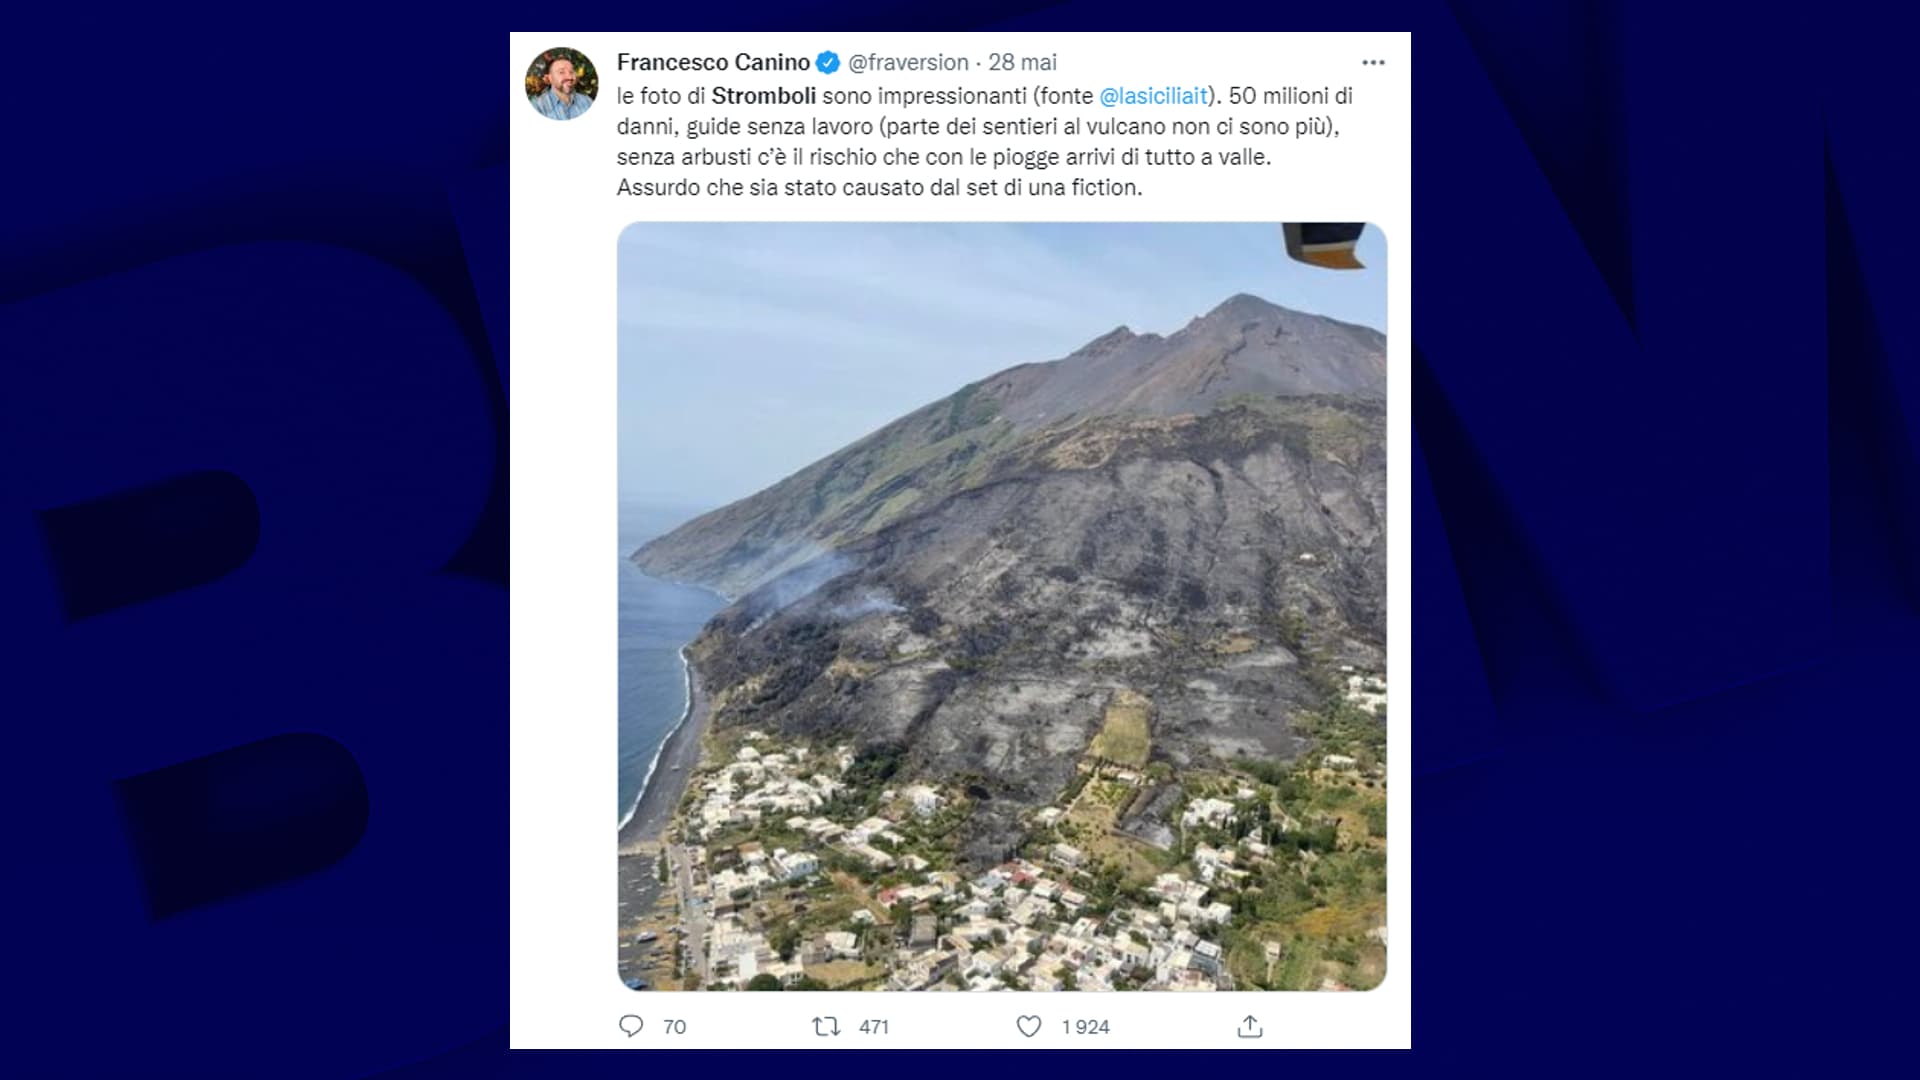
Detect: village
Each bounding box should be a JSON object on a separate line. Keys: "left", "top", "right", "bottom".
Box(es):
{"left": 626, "top": 678, "right": 1388, "bottom": 994}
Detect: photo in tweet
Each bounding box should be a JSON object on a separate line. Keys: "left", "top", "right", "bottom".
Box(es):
{"left": 614, "top": 222, "right": 1386, "bottom": 994}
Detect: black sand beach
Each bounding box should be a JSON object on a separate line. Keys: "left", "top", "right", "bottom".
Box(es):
{"left": 617, "top": 665, "right": 710, "bottom": 850}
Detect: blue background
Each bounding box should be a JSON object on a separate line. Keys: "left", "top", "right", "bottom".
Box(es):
{"left": 5, "top": 2, "right": 1911, "bottom": 1072}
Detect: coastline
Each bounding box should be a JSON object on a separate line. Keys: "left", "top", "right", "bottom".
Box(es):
{"left": 616, "top": 549, "right": 735, "bottom": 844}
{"left": 617, "top": 648, "right": 711, "bottom": 851}
{"left": 653, "top": 571, "right": 735, "bottom": 608}
{"left": 619, "top": 644, "right": 697, "bottom": 832}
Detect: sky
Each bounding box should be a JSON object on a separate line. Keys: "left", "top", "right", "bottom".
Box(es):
{"left": 618, "top": 222, "right": 1386, "bottom": 508}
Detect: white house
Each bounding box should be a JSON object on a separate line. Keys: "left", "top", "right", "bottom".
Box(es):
{"left": 1343, "top": 674, "right": 1388, "bottom": 715}
{"left": 773, "top": 848, "right": 819, "bottom": 880}
{"left": 906, "top": 784, "right": 944, "bottom": 818}
{"left": 1182, "top": 797, "right": 1238, "bottom": 830}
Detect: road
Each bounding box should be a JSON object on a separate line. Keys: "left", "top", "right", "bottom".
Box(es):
{"left": 670, "top": 843, "right": 708, "bottom": 984}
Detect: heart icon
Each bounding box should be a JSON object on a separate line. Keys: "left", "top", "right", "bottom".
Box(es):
{"left": 1016, "top": 1015, "right": 1042, "bottom": 1038}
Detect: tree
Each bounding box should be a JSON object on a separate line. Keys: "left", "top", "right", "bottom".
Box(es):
{"left": 771, "top": 924, "right": 801, "bottom": 962}
{"left": 746, "top": 973, "right": 784, "bottom": 991}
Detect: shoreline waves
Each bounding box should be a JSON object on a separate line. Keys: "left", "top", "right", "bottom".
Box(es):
{"left": 618, "top": 643, "right": 698, "bottom": 832}
{"left": 615, "top": 528, "right": 729, "bottom": 849}
{"left": 616, "top": 655, "right": 710, "bottom": 849}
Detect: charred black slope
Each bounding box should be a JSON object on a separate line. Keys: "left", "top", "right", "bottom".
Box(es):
{"left": 634, "top": 294, "right": 1386, "bottom": 863}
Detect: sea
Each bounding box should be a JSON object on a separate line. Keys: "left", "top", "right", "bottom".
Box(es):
{"left": 617, "top": 500, "right": 728, "bottom": 824}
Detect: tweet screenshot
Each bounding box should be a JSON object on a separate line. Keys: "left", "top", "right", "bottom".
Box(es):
{"left": 511, "top": 30, "right": 1409, "bottom": 1050}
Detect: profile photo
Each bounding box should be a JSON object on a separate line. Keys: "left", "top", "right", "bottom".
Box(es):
{"left": 526, "top": 48, "right": 596, "bottom": 120}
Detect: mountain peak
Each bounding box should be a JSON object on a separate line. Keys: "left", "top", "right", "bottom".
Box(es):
{"left": 633, "top": 287, "right": 1388, "bottom": 621}
{"left": 1202, "top": 292, "right": 1285, "bottom": 321}
{"left": 1072, "top": 325, "right": 1137, "bottom": 356}
{"left": 987, "top": 293, "right": 1383, "bottom": 431}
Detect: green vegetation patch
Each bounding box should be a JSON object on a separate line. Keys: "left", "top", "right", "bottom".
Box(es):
{"left": 1088, "top": 689, "right": 1151, "bottom": 768}
{"left": 862, "top": 487, "right": 924, "bottom": 532}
